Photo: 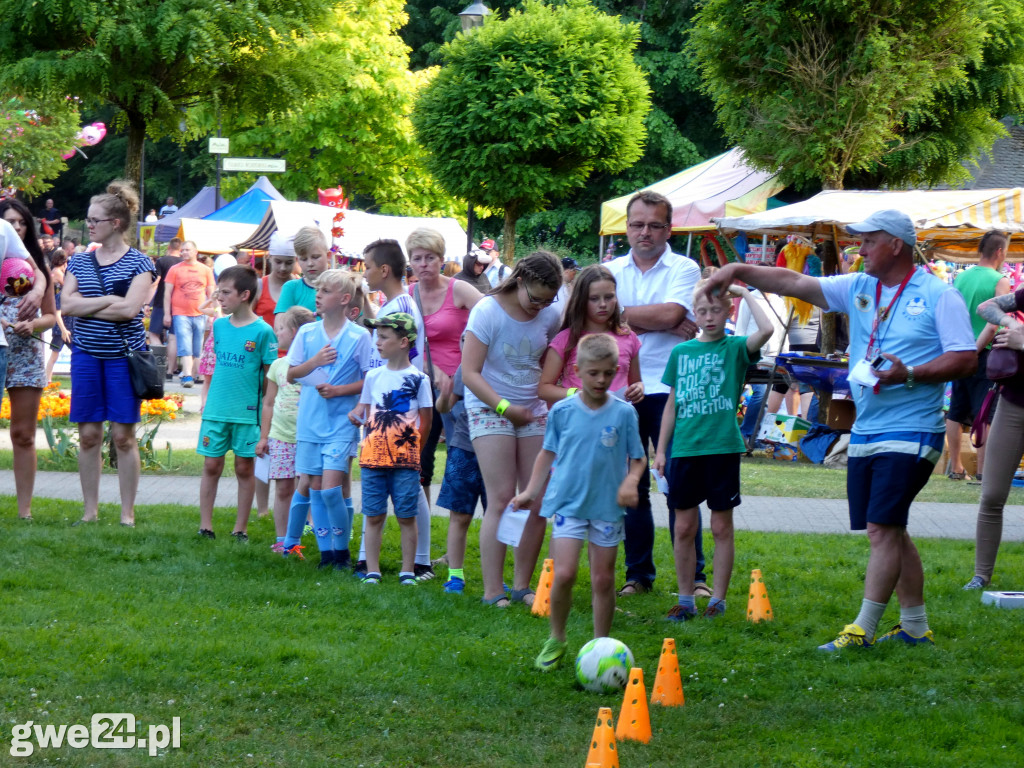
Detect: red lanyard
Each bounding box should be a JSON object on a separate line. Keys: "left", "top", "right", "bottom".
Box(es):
{"left": 866, "top": 268, "right": 915, "bottom": 360}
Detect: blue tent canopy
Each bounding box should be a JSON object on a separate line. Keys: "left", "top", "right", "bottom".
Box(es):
{"left": 154, "top": 186, "right": 227, "bottom": 242}
{"left": 203, "top": 176, "right": 285, "bottom": 224}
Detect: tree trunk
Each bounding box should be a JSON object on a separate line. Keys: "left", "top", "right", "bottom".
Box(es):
{"left": 502, "top": 205, "right": 519, "bottom": 266}
{"left": 817, "top": 179, "right": 844, "bottom": 422}
{"left": 123, "top": 111, "right": 146, "bottom": 195}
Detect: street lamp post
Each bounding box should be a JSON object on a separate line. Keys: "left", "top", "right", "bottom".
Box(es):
{"left": 457, "top": 3, "right": 492, "bottom": 253}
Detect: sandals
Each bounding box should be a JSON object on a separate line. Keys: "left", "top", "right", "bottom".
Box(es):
{"left": 510, "top": 588, "right": 535, "bottom": 607}
{"left": 947, "top": 471, "right": 969, "bottom": 481}
{"left": 617, "top": 580, "right": 651, "bottom": 597}
{"left": 481, "top": 594, "right": 511, "bottom": 608}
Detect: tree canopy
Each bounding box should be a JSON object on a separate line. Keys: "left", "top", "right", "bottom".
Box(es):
{"left": 412, "top": 0, "right": 651, "bottom": 257}
{"left": 1, "top": 97, "right": 80, "bottom": 198}
{"left": 0, "top": 0, "right": 334, "bottom": 193}
{"left": 690, "top": 0, "right": 1008, "bottom": 190}
{"left": 222, "top": 0, "right": 461, "bottom": 217}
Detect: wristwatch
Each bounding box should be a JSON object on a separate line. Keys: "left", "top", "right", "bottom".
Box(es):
{"left": 906, "top": 365, "right": 915, "bottom": 389}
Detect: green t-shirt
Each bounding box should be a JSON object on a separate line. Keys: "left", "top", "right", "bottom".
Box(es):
{"left": 661, "top": 335, "right": 756, "bottom": 458}
{"left": 204, "top": 317, "right": 279, "bottom": 425}
{"left": 953, "top": 265, "right": 1002, "bottom": 341}
{"left": 274, "top": 278, "right": 317, "bottom": 314}
{"left": 266, "top": 356, "right": 301, "bottom": 443}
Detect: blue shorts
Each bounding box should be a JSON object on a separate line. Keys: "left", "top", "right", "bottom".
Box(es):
{"left": 296, "top": 439, "right": 357, "bottom": 476}
{"left": 847, "top": 431, "right": 942, "bottom": 529}
{"left": 198, "top": 420, "right": 260, "bottom": 458}
{"left": 668, "top": 453, "right": 741, "bottom": 511}
{"left": 172, "top": 314, "right": 205, "bottom": 357}
{"left": 69, "top": 348, "right": 141, "bottom": 424}
{"left": 361, "top": 467, "right": 420, "bottom": 518}
{"left": 437, "top": 445, "right": 487, "bottom": 515}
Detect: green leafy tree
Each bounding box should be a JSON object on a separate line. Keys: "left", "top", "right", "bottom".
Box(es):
{"left": 0, "top": 0, "right": 334, "bottom": 193}
{"left": 0, "top": 96, "right": 80, "bottom": 198}
{"left": 690, "top": 0, "right": 994, "bottom": 190}
{"left": 413, "top": 0, "right": 651, "bottom": 259}
{"left": 223, "top": 0, "right": 461, "bottom": 217}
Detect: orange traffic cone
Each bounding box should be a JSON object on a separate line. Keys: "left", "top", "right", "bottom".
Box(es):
{"left": 532, "top": 558, "right": 554, "bottom": 617}
{"left": 585, "top": 707, "right": 619, "bottom": 768}
{"left": 650, "top": 638, "right": 685, "bottom": 707}
{"left": 615, "top": 668, "right": 652, "bottom": 743}
{"left": 746, "top": 568, "right": 773, "bottom": 622}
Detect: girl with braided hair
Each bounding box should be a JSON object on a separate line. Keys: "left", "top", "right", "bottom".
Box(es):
{"left": 463, "top": 250, "right": 563, "bottom": 607}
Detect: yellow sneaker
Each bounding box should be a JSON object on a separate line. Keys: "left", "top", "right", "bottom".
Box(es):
{"left": 817, "top": 623, "right": 874, "bottom": 652}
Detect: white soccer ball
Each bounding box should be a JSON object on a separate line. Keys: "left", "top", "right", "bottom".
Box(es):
{"left": 575, "top": 636, "right": 634, "bottom": 693}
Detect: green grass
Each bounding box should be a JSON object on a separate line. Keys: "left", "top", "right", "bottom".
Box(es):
{"left": 1, "top": 499, "right": 1022, "bottom": 766}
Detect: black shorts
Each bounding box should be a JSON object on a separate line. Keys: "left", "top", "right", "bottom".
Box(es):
{"left": 149, "top": 306, "right": 173, "bottom": 338}
{"left": 667, "top": 453, "right": 741, "bottom": 511}
{"left": 947, "top": 348, "right": 993, "bottom": 425}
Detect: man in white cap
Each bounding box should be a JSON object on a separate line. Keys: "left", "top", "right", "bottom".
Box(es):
{"left": 703, "top": 209, "right": 976, "bottom": 651}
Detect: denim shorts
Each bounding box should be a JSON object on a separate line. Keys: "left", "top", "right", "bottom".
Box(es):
{"left": 467, "top": 406, "right": 547, "bottom": 440}
{"left": 296, "top": 439, "right": 357, "bottom": 476}
{"left": 69, "top": 348, "right": 140, "bottom": 424}
{"left": 172, "top": 314, "right": 205, "bottom": 357}
{"left": 437, "top": 445, "right": 487, "bottom": 515}
{"left": 198, "top": 420, "right": 260, "bottom": 458}
{"left": 361, "top": 467, "right": 420, "bottom": 518}
{"left": 550, "top": 514, "right": 624, "bottom": 547}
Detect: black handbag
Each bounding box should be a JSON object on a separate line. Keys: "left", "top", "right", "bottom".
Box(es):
{"left": 90, "top": 252, "right": 163, "bottom": 400}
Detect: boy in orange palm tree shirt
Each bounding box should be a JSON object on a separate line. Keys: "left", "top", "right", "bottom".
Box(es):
{"left": 348, "top": 313, "right": 433, "bottom": 585}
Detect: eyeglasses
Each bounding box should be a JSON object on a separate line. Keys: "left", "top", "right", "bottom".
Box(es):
{"left": 521, "top": 281, "right": 558, "bottom": 307}
{"left": 85, "top": 218, "right": 115, "bottom": 226}
{"left": 626, "top": 221, "right": 669, "bottom": 232}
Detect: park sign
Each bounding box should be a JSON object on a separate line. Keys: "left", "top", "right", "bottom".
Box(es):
{"left": 222, "top": 157, "right": 286, "bottom": 173}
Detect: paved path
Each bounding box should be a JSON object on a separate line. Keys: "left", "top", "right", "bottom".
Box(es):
{"left": 4, "top": 471, "right": 1023, "bottom": 542}
{"left": 5, "top": 384, "right": 1023, "bottom": 541}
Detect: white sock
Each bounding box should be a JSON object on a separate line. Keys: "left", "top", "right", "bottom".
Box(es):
{"left": 853, "top": 598, "right": 888, "bottom": 641}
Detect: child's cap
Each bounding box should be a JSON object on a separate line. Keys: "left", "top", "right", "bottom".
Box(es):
{"left": 366, "top": 312, "right": 417, "bottom": 343}
{"left": 268, "top": 230, "right": 296, "bottom": 257}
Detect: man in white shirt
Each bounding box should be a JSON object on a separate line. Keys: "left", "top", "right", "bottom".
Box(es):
{"left": 606, "top": 191, "right": 708, "bottom": 597}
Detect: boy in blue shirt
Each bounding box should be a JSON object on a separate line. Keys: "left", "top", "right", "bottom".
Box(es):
{"left": 286, "top": 269, "right": 372, "bottom": 569}
{"left": 197, "top": 266, "right": 279, "bottom": 540}
{"left": 654, "top": 280, "right": 772, "bottom": 620}
{"left": 513, "top": 334, "right": 647, "bottom": 671}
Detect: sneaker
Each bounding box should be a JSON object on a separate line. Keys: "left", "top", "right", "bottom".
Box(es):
{"left": 399, "top": 574, "right": 419, "bottom": 586}
{"left": 666, "top": 604, "right": 698, "bottom": 622}
{"left": 817, "top": 623, "right": 874, "bottom": 652}
{"left": 963, "top": 575, "right": 988, "bottom": 590}
{"left": 361, "top": 573, "right": 381, "bottom": 585}
{"left": 334, "top": 551, "right": 352, "bottom": 571}
{"left": 694, "top": 582, "right": 713, "bottom": 599}
{"left": 270, "top": 541, "right": 285, "bottom": 554}
{"left": 181, "top": 376, "right": 194, "bottom": 388}
{"left": 414, "top": 563, "right": 436, "bottom": 581}
{"left": 352, "top": 559, "right": 368, "bottom": 578}
{"left": 702, "top": 600, "right": 726, "bottom": 619}
{"left": 534, "top": 637, "right": 568, "bottom": 672}
{"left": 230, "top": 531, "right": 248, "bottom": 543}
{"left": 283, "top": 544, "right": 305, "bottom": 560}
{"left": 316, "top": 551, "right": 335, "bottom": 570}
{"left": 875, "top": 623, "right": 935, "bottom": 646}
{"left": 443, "top": 577, "right": 465, "bottom": 594}
{"left": 198, "top": 528, "right": 215, "bottom": 539}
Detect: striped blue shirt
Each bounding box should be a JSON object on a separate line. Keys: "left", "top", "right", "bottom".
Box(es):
{"left": 68, "top": 248, "right": 156, "bottom": 359}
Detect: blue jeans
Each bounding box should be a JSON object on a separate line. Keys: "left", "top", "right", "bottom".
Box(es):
{"left": 625, "top": 393, "right": 706, "bottom": 589}
{"left": 172, "top": 314, "right": 205, "bottom": 358}
{"left": 740, "top": 384, "right": 766, "bottom": 441}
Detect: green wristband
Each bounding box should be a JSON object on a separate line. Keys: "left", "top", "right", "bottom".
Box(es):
{"left": 495, "top": 398, "right": 510, "bottom": 416}
{"left": 565, "top": 388, "right": 578, "bottom": 398}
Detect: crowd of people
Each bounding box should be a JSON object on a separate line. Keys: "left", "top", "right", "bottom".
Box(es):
{"left": 3, "top": 180, "right": 1020, "bottom": 665}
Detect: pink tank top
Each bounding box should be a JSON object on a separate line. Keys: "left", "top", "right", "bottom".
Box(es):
{"left": 415, "top": 279, "right": 469, "bottom": 377}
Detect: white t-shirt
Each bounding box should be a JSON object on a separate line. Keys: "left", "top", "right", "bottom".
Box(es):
{"left": 605, "top": 246, "right": 701, "bottom": 394}
{"left": 464, "top": 295, "right": 561, "bottom": 411}
{"left": 367, "top": 291, "right": 425, "bottom": 372}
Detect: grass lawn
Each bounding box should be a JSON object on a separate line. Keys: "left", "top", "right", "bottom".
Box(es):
{"left": 2, "top": 499, "right": 1022, "bottom": 766}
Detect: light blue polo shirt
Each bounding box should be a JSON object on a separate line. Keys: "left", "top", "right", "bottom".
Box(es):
{"left": 288, "top": 319, "right": 372, "bottom": 444}
{"left": 540, "top": 396, "right": 645, "bottom": 522}
{"left": 819, "top": 269, "right": 974, "bottom": 434}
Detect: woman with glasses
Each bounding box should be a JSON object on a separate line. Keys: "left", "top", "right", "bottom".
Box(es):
{"left": 462, "top": 250, "right": 563, "bottom": 607}
{"left": 0, "top": 199, "right": 56, "bottom": 521}
{"left": 61, "top": 181, "right": 156, "bottom": 527}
